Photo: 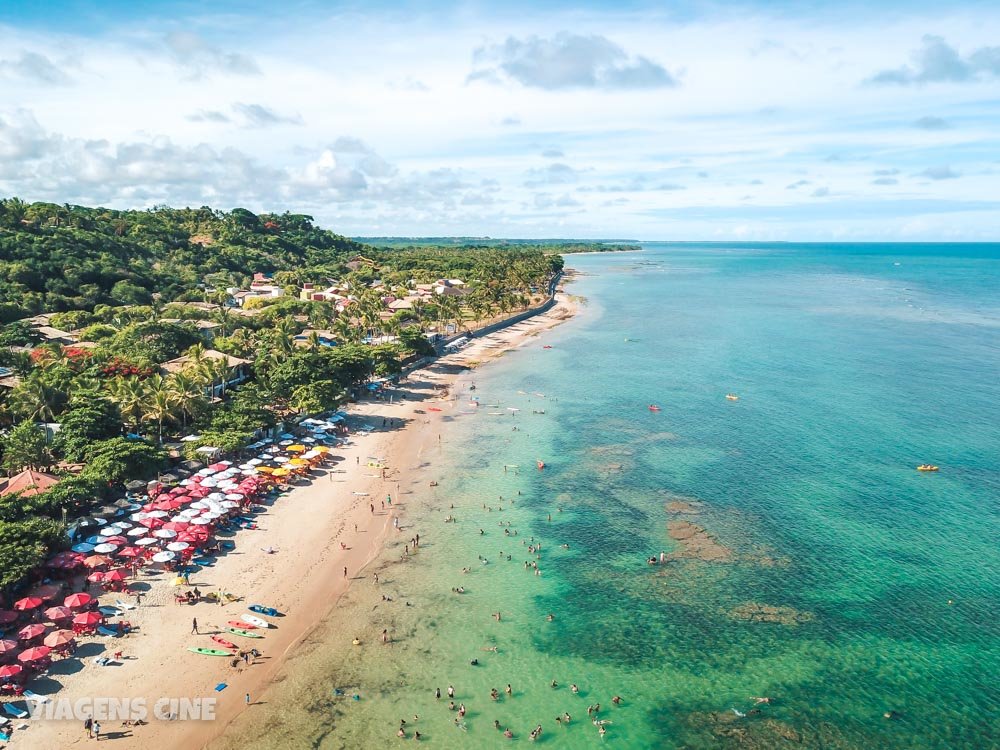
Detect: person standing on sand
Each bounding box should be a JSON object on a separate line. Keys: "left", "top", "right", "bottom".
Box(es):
{"left": 245, "top": 693, "right": 251, "bottom": 705}
{"left": 84, "top": 717, "right": 93, "bottom": 738}
{"left": 371, "top": 504, "right": 375, "bottom": 514}
{"left": 191, "top": 618, "right": 198, "bottom": 634}
{"left": 93, "top": 721, "right": 101, "bottom": 741}
{"left": 344, "top": 567, "right": 348, "bottom": 578}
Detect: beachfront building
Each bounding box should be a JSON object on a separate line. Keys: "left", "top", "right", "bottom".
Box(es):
{"left": 160, "top": 349, "right": 252, "bottom": 399}
{"left": 0, "top": 468, "right": 59, "bottom": 498}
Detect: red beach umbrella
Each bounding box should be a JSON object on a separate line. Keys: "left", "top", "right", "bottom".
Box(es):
{"left": 162, "top": 521, "right": 190, "bottom": 531}
{"left": 101, "top": 535, "right": 128, "bottom": 546}
{"left": 138, "top": 517, "right": 164, "bottom": 529}
{"left": 72, "top": 611, "right": 103, "bottom": 627}
{"left": 43, "top": 606, "right": 73, "bottom": 622}
{"left": 13, "top": 597, "right": 43, "bottom": 611}
{"left": 17, "top": 646, "right": 52, "bottom": 663}
{"left": 116, "top": 547, "right": 143, "bottom": 558}
{"left": 0, "top": 639, "right": 19, "bottom": 655}
{"left": 0, "top": 611, "right": 17, "bottom": 625}
{"left": 43, "top": 630, "right": 76, "bottom": 648}
{"left": 86, "top": 572, "right": 106, "bottom": 584}
{"left": 0, "top": 664, "right": 23, "bottom": 679}
{"left": 103, "top": 569, "right": 129, "bottom": 582}
{"left": 63, "top": 593, "right": 93, "bottom": 609}
{"left": 16, "top": 624, "right": 47, "bottom": 641}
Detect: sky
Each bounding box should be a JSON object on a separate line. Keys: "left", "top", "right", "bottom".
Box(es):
{"left": 1, "top": 1, "right": 999, "bottom": 240}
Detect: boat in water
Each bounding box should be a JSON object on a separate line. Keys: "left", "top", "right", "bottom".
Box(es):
{"left": 648, "top": 405, "right": 661, "bottom": 412}
{"left": 726, "top": 394, "right": 739, "bottom": 401}
{"left": 917, "top": 464, "right": 939, "bottom": 472}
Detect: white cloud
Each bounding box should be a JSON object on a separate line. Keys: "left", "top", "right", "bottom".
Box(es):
{"left": 469, "top": 33, "right": 677, "bottom": 90}
{"left": 866, "top": 35, "right": 1000, "bottom": 85}
{"left": 0, "top": 52, "right": 72, "bottom": 85}
{"left": 232, "top": 102, "right": 303, "bottom": 128}
{"left": 164, "top": 31, "right": 261, "bottom": 78}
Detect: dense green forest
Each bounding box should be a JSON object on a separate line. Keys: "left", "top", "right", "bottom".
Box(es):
{"left": 355, "top": 236, "right": 640, "bottom": 253}
{"left": 0, "top": 198, "right": 565, "bottom": 590}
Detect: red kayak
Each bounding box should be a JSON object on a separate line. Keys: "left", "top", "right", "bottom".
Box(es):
{"left": 211, "top": 635, "right": 238, "bottom": 650}
{"left": 428, "top": 407, "right": 442, "bottom": 412}
{"left": 543, "top": 345, "right": 553, "bottom": 349}
{"left": 227, "top": 620, "right": 256, "bottom": 629}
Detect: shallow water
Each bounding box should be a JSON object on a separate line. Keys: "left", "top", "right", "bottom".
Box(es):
{"left": 231, "top": 243, "right": 1000, "bottom": 749}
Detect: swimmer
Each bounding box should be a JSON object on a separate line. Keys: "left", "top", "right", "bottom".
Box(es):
{"left": 571, "top": 684, "right": 579, "bottom": 694}
{"left": 483, "top": 646, "right": 499, "bottom": 653}
{"left": 599, "top": 725, "right": 607, "bottom": 737}
{"left": 564, "top": 712, "right": 571, "bottom": 723}
{"left": 612, "top": 695, "right": 622, "bottom": 705}
{"left": 503, "top": 728, "right": 513, "bottom": 738}
{"left": 494, "top": 720, "right": 501, "bottom": 730}
{"left": 751, "top": 696, "right": 772, "bottom": 705}
{"left": 550, "top": 680, "right": 558, "bottom": 688}
{"left": 505, "top": 684, "right": 512, "bottom": 695}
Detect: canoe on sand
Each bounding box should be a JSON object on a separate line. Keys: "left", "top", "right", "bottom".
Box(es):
{"left": 226, "top": 628, "right": 263, "bottom": 639}
{"left": 211, "top": 636, "right": 238, "bottom": 650}
{"left": 241, "top": 614, "right": 270, "bottom": 629}
{"left": 188, "top": 647, "right": 232, "bottom": 657}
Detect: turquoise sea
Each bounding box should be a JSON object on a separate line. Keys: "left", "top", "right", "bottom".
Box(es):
{"left": 226, "top": 243, "right": 1000, "bottom": 749}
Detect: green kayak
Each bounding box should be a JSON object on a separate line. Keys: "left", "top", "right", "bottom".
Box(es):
{"left": 188, "top": 647, "right": 233, "bottom": 657}
{"left": 226, "top": 627, "right": 264, "bottom": 639}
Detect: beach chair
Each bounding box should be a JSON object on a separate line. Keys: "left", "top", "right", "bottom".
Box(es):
{"left": 22, "top": 691, "right": 49, "bottom": 704}
{"left": 2, "top": 703, "right": 27, "bottom": 719}
{"left": 115, "top": 599, "right": 137, "bottom": 611}
{"left": 97, "top": 625, "right": 119, "bottom": 637}
{"left": 93, "top": 656, "right": 112, "bottom": 666}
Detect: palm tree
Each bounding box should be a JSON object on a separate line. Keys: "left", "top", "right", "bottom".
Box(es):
{"left": 141, "top": 375, "right": 179, "bottom": 443}
{"left": 108, "top": 377, "right": 146, "bottom": 432}
{"left": 167, "top": 372, "right": 206, "bottom": 431}
{"left": 9, "top": 374, "right": 66, "bottom": 423}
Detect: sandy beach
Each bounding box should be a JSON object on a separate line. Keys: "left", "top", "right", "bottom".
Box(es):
{"left": 20, "top": 291, "right": 576, "bottom": 749}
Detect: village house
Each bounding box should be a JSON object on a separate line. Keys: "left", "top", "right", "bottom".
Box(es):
{"left": 0, "top": 468, "right": 59, "bottom": 498}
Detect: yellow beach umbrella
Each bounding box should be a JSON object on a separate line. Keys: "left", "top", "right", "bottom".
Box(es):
{"left": 314, "top": 446, "right": 331, "bottom": 453}
{"left": 272, "top": 468, "right": 291, "bottom": 477}
{"left": 255, "top": 466, "right": 275, "bottom": 474}
{"left": 288, "top": 458, "right": 309, "bottom": 466}
{"left": 286, "top": 445, "right": 306, "bottom": 452}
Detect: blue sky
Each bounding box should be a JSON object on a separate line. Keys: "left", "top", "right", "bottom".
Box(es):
{"left": 1, "top": 1, "right": 998, "bottom": 239}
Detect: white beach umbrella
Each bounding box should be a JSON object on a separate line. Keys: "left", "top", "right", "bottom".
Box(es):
{"left": 190, "top": 518, "right": 211, "bottom": 526}
{"left": 224, "top": 493, "right": 244, "bottom": 501}
{"left": 134, "top": 537, "right": 158, "bottom": 547}
{"left": 93, "top": 543, "right": 118, "bottom": 554}
{"left": 153, "top": 529, "right": 177, "bottom": 539}
{"left": 151, "top": 551, "right": 176, "bottom": 563}
{"left": 221, "top": 501, "right": 240, "bottom": 509}
{"left": 166, "top": 542, "right": 189, "bottom": 552}
{"left": 145, "top": 510, "right": 168, "bottom": 519}
{"left": 247, "top": 458, "right": 263, "bottom": 466}
{"left": 99, "top": 526, "right": 121, "bottom": 537}
{"left": 112, "top": 521, "right": 134, "bottom": 530}
{"left": 126, "top": 527, "right": 147, "bottom": 537}
{"left": 129, "top": 512, "right": 148, "bottom": 521}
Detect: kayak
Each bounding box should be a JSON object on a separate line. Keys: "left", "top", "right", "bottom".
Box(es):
{"left": 227, "top": 628, "right": 264, "bottom": 639}
{"left": 248, "top": 605, "right": 280, "bottom": 617}
{"left": 211, "top": 636, "right": 238, "bottom": 650}
{"left": 241, "top": 614, "right": 271, "bottom": 629}
{"left": 227, "top": 620, "right": 256, "bottom": 629}
{"left": 428, "top": 407, "right": 442, "bottom": 412}
{"left": 188, "top": 648, "right": 232, "bottom": 657}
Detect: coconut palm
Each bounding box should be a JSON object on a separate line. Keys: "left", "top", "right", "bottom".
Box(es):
{"left": 141, "top": 375, "right": 179, "bottom": 443}
{"left": 107, "top": 377, "right": 147, "bottom": 432}
{"left": 167, "top": 372, "right": 207, "bottom": 430}
{"left": 8, "top": 374, "right": 67, "bottom": 423}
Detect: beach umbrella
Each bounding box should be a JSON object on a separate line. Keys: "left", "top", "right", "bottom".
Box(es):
{"left": 16, "top": 624, "right": 48, "bottom": 641}
{"left": 100, "top": 535, "right": 128, "bottom": 546}
{"left": 166, "top": 542, "right": 189, "bottom": 552}
{"left": 93, "top": 543, "right": 118, "bottom": 554}
{"left": 0, "top": 639, "right": 18, "bottom": 655}
{"left": 151, "top": 551, "right": 176, "bottom": 563}
{"left": 43, "top": 629, "right": 76, "bottom": 648}
{"left": 84, "top": 535, "right": 105, "bottom": 545}
{"left": 146, "top": 509, "right": 170, "bottom": 518}
{"left": 115, "top": 499, "right": 138, "bottom": 509}
{"left": 189, "top": 517, "right": 211, "bottom": 525}
{"left": 134, "top": 537, "right": 158, "bottom": 547}
{"left": 153, "top": 529, "right": 177, "bottom": 539}
{"left": 221, "top": 501, "right": 240, "bottom": 509}
{"left": 13, "top": 597, "right": 43, "bottom": 611}
{"left": 71, "top": 543, "right": 96, "bottom": 554}
{"left": 0, "top": 611, "right": 17, "bottom": 625}
{"left": 71, "top": 612, "right": 102, "bottom": 627}
{"left": 44, "top": 606, "right": 73, "bottom": 622}
{"left": 138, "top": 517, "right": 164, "bottom": 529}
{"left": 18, "top": 645, "right": 52, "bottom": 663}
{"left": 86, "top": 572, "right": 106, "bottom": 584}
{"left": 112, "top": 520, "right": 134, "bottom": 530}
{"left": 63, "top": 593, "right": 93, "bottom": 609}
{"left": 126, "top": 527, "right": 148, "bottom": 537}
{"left": 116, "top": 547, "right": 143, "bottom": 558}
{"left": 28, "top": 584, "right": 62, "bottom": 601}
{"left": 0, "top": 664, "right": 23, "bottom": 679}
{"left": 162, "top": 521, "right": 190, "bottom": 531}
{"left": 286, "top": 444, "right": 306, "bottom": 452}
{"left": 99, "top": 526, "right": 121, "bottom": 537}
{"left": 103, "top": 569, "right": 129, "bottom": 582}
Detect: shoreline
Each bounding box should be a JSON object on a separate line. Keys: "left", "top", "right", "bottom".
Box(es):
{"left": 24, "top": 290, "right": 578, "bottom": 750}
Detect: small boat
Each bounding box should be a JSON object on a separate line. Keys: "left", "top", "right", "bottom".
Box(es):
{"left": 917, "top": 465, "right": 939, "bottom": 472}
{"left": 248, "top": 605, "right": 280, "bottom": 617}
{"left": 188, "top": 647, "right": 232, "bottom": 657}
{"left": 648, "top": 405, "right": 661, "bottom": 412}
{"left": 241, "top": 614, "right": 271, "bottom": 629}
{"left": 211, "top": 636, "right": 238, "bottom": 650}
{"left": 537, "top": 461, "right": 546, "bottom": 470}
{"left": 726, "top": 394, "right": 739, "bottom": 401}
{"left": 543, "top": 345, "right": 552, "bottom": 349}
{"left": 228, "top": 620, "right": 256, "bottom": 629}
{"left": 227, "top": 627, "right": 264, "bottom": 639}
{"left": 428, "top": 407, "right": 442, "bottom": 412}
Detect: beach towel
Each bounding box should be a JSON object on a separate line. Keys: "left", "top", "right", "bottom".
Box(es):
{"left": 215, "top": 683, "right": 228, "bottom": 692}
{"left": 115, "top": 599, "right": 137, "bottom": 610}
{"left": 97, "top": 625, "right": 119, "bottom": 637}
{"left": 2, "top": 704, "right": 27, "bottom": 719}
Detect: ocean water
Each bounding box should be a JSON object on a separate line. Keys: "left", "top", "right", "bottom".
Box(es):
{"left": 228, "top": 243, "right": 1000, "bottom": 749}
